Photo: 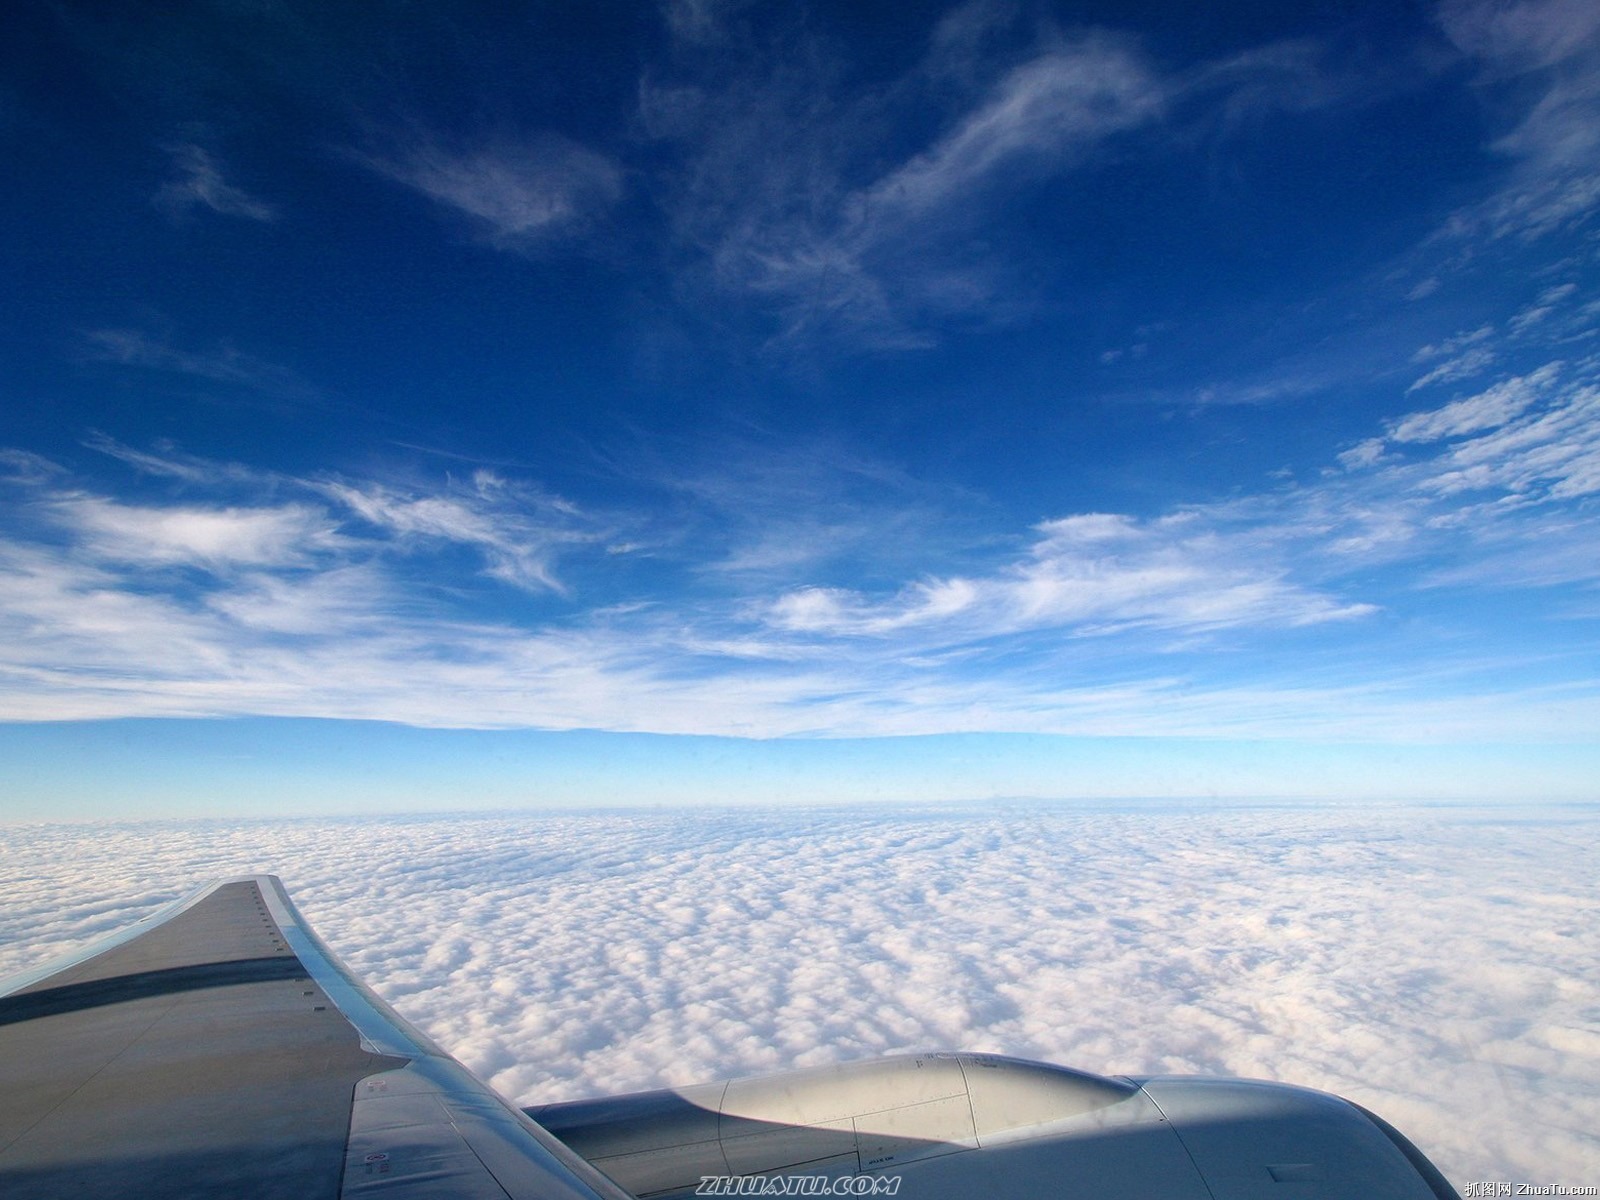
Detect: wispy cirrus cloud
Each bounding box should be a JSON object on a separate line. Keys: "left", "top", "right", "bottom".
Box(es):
{"left": 36, "top": 438, "right": 604, "bottom": 595}
{"left": 767, "top": 510, "right": 1374, "bottom": 642}
{"left": 315, "top": 472, "right": 595, "bottom": 594}
{"left": 80, "top": 433, "right": 265, "bottom": 486}
{"left": 0, "top": 450, "right": 66, "bottom": 487}
{"left": 757, "top": 348, "right": 1598, "bottom": 657}
{"left": 1391, "top": 365, "right": 1555, "bottom": 442}
{"left": 3, "top": 344, "right": 1599, "bottom": 738}
{"left": 659, "top": 0, "right": 758, "bottom": 45}
{"left": 53, "top": 497, "right": 342, "bottom": 571}
{"left": 84, "top": 329, "right": 317, "bottom": 403}
{"left": 648, "top": 10, "right": 1406, "bottom": 352}
{"left": 1510, "top": 281, "right": 1580, "bottom": 331}
{"left": 202, "top": 564, "right": 397, "bottom": 637}
{"left": 862, "top": 39, "right": 1165, "bottom": 221}
{"left": 1436, "top": 0, "right": 1600, "bottom": 240}
{"left": 1360, "top": 361, "right": 1600, "bottom": 510}
{"left": 1412, "top": 324, "right": 1495, "bottom": 362}
{"left": 0, "top": 451, "right": 641, "bottom": 727}
{"left": 651, "top": 33, "right": 1171, "bottom": 347}
{"left": 154, "top": 143, "right": 277, "bottom": 222}
{"left": 626, "top": 431, "right": 982, "bottom": 582}
{"left": 1407, "top": 346, "right": 1497, "bottom": 391}
{"left": 361, "top": 133, "right": 623, "bottom": 250}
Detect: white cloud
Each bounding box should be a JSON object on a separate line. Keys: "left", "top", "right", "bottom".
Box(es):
{"left": 204, "top": 564, "right": 393, "bottom": 635}
{"left": 1337, "top": 437, "right": 1388, "bottom": 470}
{"left": 1439, "top": 0, "right": 1600, "bottom": 78}
{"left": 85, "top": 330, "right": 314, "bottom": 401}
{"left": 154, "top": 144, "right": 277, "bottom": 222}
{"left": 4, "top": 350, "right": 1600, "bottom": 740}
{"left": 660, "top": 0, "right": 757, "bottom": 44}
{"left": 0, "top": 450, "right": 65, "bottom": 487}
{"left": 316, "top": 476, "right": 596, "bottom": 594}
{"left": 1379, "top": 364, "right": 1600, "bottom": 505}
{"left": 364, "top": 134, "right": 623, "bottom": 249}
{"left": 863, "top": 41, "right": 1164, "bottom": 221}
{"left": 0, "top": 805, "right": 1594, "bottom": 1188}
{"left": 1391, "top": 365, "right": 1556, "bottom": 440}
{"left": 0, "top": 541, "right": 283, "bottom": 707}
{"left": 0, "top": 449, "right": 637, "bottom": 723}
{"left": 643, "top": 3, "right": 1412, "bottom": 355}
{"left": 1436, "top": 0, "right": 1600, "bottom": 240}
{"left": 1407, "top": 346, "right": 1497, "bottom": 391}
{"left": 768, "top": 512, "right": 1375, "bottom": 643}
{"left": 55, "top": 497, "right": 341, "bottom": 570}
{"left": 1330, "top": 360, "right": 1600, "bottom": 588}
{"left": 72, "top": 439, "right": 601, "bottom": 595}
{"left": 649, "top": 24, "right": 1358, "bottom": 348}
{"left": 1421, "top": 381, "right": 1600, "bottom": 500}
{"left": 629, "top": 432, "right": 972, "bottom": 582}
{"left": 1412, "top": 325, "right": 1495, "bottom": 363}
{"left": 1509, "top": 281, "right": 1580, "bottom": 331}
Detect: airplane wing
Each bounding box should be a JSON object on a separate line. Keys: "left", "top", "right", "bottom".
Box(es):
{"left": 0, "top": 875, "right": 632, "bottom": 1200}
{"left": 0, "top": 875, "right": 1460, "bottom": 1199}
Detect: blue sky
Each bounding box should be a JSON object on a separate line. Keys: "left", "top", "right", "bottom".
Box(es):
{"left": 3, "top": 0, "right": 1599, "bottom": 815}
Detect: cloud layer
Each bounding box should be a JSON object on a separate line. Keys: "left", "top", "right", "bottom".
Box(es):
{"left": 1, "top": 803, "right": 1594, "bottom": 1188}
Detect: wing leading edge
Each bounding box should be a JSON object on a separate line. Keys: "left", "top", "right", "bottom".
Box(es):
{"left": 0, "top": 875, "right": 631, "bottom": 1200}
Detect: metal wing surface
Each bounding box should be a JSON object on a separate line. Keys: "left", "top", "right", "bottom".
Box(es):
{"left": 0, "top": 875, "right": 630, "bottom": 1200}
